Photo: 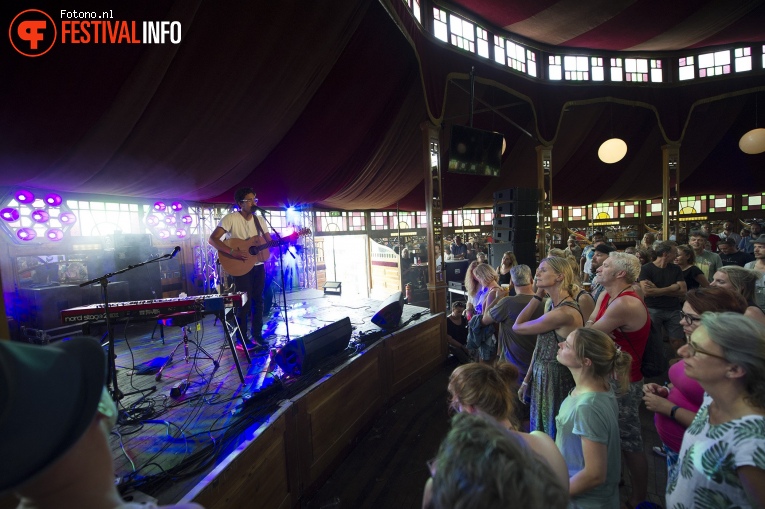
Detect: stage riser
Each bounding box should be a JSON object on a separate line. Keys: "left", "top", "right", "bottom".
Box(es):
{"left": 182, "top": 313, "right": 444, "bottom": 508}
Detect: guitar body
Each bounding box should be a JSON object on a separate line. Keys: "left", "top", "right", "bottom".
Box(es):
{"left": 219, "top": 229, "right": 311, "bottom": 277}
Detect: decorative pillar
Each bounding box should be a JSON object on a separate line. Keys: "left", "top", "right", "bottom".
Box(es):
{"left": 421, "top": 121, "right": 447, "bottom": 314}
{"left": 536, "top": 145, "right": 553, "bottom": 262}
{"left": 662, "top": 144, "right": 680, "bottom": 240}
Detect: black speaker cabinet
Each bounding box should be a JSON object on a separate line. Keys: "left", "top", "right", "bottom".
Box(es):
{"left": 274, "top": 317, "right": 352, "bottom": 375}
{"left": 371, "top": 291, "right": 405, "bottom": 330}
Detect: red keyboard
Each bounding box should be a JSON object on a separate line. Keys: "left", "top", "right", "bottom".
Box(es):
{"left": 60, "top": 292, "right": 248, "bottom": 324}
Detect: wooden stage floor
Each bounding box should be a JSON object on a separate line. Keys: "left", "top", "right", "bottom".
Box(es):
{"left": 90, "top": 289, "right": 437, "bottom": 506}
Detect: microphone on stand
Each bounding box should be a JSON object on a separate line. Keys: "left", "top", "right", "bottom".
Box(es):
{"left": 169, "top": 246, "right": 181, "bottom": 259}
{"left": 252, "top": 205, "right": 269, "bottom": 216}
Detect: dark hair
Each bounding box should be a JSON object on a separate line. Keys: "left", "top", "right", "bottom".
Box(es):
{"left": 685, "top": 287, "right": 747, "bottom": 315}
{"left": 653, "top": 241, "right": 675, "bottom": 257}
{"left": 676, "top": 244, "right": 696, "bottom": 264}
{"left": 429, "top": 413, "right": 569, "bottom": 509}
{"left": 234, "top": 187, "right": 254, "bottom": 203}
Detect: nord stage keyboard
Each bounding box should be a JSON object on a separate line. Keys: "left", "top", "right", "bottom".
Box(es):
{"left": 60, "top": 292, "right": 248, "bottom": 324}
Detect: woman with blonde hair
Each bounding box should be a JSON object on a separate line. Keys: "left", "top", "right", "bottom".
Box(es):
{"left": 555, "top": 327, "right": 632, "bottom": 509}
{"left": 447, "top": 362, "right": 569, "bottom": 489}
{"left": 513, "top": 256, "right": 584, "bottom": 438}
{"left": 464, "top": 261, "right": 504, "bottom": 316}
{"left": 710, "top": 265, "right": 765, "bottom": 325}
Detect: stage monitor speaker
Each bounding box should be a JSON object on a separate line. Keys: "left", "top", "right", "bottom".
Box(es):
{"left": 371, "top": 291, "right": 405, "bottom": 330}
{"left": 274, "top": 317, "right": 352, "bottom": 375}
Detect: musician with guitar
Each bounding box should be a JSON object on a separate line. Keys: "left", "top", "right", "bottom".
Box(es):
{"left": 208, "top": 188, "right": 271, "bottom": 353}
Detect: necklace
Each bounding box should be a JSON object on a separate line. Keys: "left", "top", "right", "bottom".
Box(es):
{"left": 606, "top": 286, "right": 631, "bottom": 308}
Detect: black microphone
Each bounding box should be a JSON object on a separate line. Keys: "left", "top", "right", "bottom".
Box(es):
{"left": 253, "top": 205, "right": 269, "bottom": 215}
{"left": 169, "top": 246, "right": 181, "bottom": 259}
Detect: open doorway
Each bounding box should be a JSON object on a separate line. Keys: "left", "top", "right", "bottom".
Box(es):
{"left": 319, "top": 234, "right": 370, "bottom": 298}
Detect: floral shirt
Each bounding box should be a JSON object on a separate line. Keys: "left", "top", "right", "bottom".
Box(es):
{"left": 665, "top": 394, "right": 765, "bottom": 509}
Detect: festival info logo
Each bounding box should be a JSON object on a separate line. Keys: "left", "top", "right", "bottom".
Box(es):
{"left": 9, "top": 9, "right": 57, "bottom": 57}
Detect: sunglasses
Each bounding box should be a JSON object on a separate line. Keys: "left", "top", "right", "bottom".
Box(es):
{"left": 687, "top": 339, "right": 728, "bottom": 361}
{"left": 679, "top": 310, "right": 702, "bottom": 326}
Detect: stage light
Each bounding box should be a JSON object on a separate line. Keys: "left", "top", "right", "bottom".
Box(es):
{"left": 181, "top": 215, "right": 193, "bottom": 224}
{"left": 164, "top": 216, "right": 176, "bottom": 225}
{"left": 15, "top": 190, "right": 34, "bottom": 203}
{"left": 158, "top": 229, "right": 170, "bottom": 239}
{"left": 44, "top": 193, "right": 62, "bottom": 206}
{"left": 1, "top": 208, "right": 20, "bottom": 222}
{"left": 146, "top": 214, "right": 159, "bottom": 226}
{"left": 46, "top": 228, "right": 64, "bottom": 241}
{"left": 175, "top": 229, "right": 187, "bottom": 239}
{"left": 59, "top": 212, "right": 76, "bottom": 224}
{"left": 16, "top": 228, "right": 36, "bottom": 241}
{"left": 154, "top": 201, "right": 166, "bottom": 211}
{"left": 171, "top": 202, "right": 183, "bottom": 211}
{"left": 31, "top": 210, "right": 50, "bottom": 223}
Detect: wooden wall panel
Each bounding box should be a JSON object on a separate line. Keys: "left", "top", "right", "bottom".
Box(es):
{"left": 294, "top": 344, "right": 384, "bottom": 492}
{"left": 385, "top": 314, "right": 445, "bottom": 397}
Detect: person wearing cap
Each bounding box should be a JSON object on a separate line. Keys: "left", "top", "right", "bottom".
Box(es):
{"left": 0, "top": 338, "right": 204, "bottom": 509}
{"left": 718, "top": 237, "right": 754, "bottom": 267}
{"left": 588, "top": 244, "right": 616, "bottom": 302}
{"left": 744, "top": 234, "right": 765, "bottom": 313}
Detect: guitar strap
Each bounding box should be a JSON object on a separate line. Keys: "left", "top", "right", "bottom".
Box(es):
{"left": 253, "top": 216, "right": 267, "bottom": 238}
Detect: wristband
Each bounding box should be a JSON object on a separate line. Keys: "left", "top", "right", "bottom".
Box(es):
{"left": 532, "top": 295, "right": 543, "bottom": 302}
{"left": 585, "top": 320, "right": 594, "bottom": 324}
{"left": 521, "top": 381, "right": 529, "bottom": 386}
{"left": 670, "top": 405, "right": 680, "bottom": 421}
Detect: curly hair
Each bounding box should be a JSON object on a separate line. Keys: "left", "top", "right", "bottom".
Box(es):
{"left": 700, "top": 312, "right": 765, "bottom": 409}
{"left": 234, "top": 187, "right": 255, "bottom": 203}
{"left": 448, "top": 363, "right": 519, "bottom": 425}
{"left": 571, "top": 328, "right": 633, "bottom": 393}
{"left": 428, "top": 413, "right": 569, "bottom": 509}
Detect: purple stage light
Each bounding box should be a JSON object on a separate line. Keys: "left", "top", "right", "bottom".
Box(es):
{"left": 171, "top": 202, "right": 183, "bottom": 211}
{"left": 17, "top": 228, "right": 36, "bottom": 241}
{"left": 46, "top": 229, "right": 64, "bottom": 241}
{"left": 158, "top": 230, "right": 170, "bottom": 239}
{"left": 175, "top": 229, "right": 187, "bottom": 239}
{"left": 15, "top": 190, "right": 34, "bottom": 203}
{"left": 31, "top": 210, "right": 50, "bottom": 223}
{"left": 181, "top": 215, "right": 193, "bottom": 224}
{"left": 154, "top": 201, "right": 166, "bottom": 211}
{"left": 146, "top": 214, "right": 159, "bottom": 226}
{"left": 164, "top": 216, "right": 176, "bottom": 225}
{"left": 59, "top": 212, "right": 76, "bottom": 224}
{"left": 44, "top": 193, "right": 63, "bottom": 206}
{"left": 1, "top": 208, "right": 20, "bottom": 222}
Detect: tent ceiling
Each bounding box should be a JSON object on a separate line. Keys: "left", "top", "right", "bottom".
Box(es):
{"left": 1, "top": 0, "right": 763, "bottom": 210}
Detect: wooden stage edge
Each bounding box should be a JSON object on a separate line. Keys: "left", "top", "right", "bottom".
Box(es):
{"left": 178, "top": 299, "right": 445, "bottom": 508}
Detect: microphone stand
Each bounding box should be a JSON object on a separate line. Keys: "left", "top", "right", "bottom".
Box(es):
{"left": 258, "top": 211, "right": 292, "bottom": 343}
{"left": 81, "top": 249, "right": 177, "bottom": 402}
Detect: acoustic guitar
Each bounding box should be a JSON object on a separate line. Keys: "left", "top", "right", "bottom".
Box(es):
{"left": 219, "top": 228, "right": 311, "bottom": 276}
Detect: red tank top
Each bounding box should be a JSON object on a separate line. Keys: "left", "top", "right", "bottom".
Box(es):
{"left": 594, "top": 289, "right": 651, "bottom": 382}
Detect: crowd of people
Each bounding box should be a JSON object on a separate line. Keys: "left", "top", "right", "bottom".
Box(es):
{"left": 438, "top": 222, "right": 765, "bottom": 509}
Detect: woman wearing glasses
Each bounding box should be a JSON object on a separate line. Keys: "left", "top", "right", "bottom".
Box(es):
{"left": 643, "top": 287, "right": 747, "bottom": 491}
{"left": 664, "top": 313, "right": 765, "bottom": 509}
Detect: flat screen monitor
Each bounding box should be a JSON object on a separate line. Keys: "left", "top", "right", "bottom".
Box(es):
{"left": 445, "top": 259, "right": 471, "bottom": 285}
{"left": 447, "top": 124, "right": 503, "bottom": 177}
